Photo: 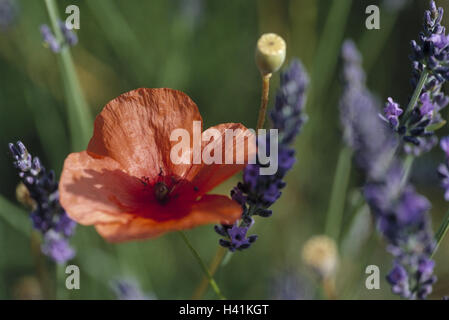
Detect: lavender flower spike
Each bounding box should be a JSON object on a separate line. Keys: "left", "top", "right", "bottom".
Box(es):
{"left": 398, "top": 1, "right": 449, "bottom": 155}
{"left": 340, "top": 40, "right": 397, "bottom": 181}
{"left": 215, "top": 59, "right": 308, "bottom": 251}
{"left": 40, "top": 20, "right": 78, "bottom": 53}
{"left": 339, "top": 41, "right": 436, "bottom": 299}
{"left": 9, "top": 141, "right": 76, "bottom": 264}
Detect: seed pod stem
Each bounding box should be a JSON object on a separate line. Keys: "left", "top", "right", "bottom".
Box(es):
{"left": 256, "top": 73, "right": 272, "bottom": 130}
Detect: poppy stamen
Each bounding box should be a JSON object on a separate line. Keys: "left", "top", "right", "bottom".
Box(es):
{"left": 154, "top": 182, "right": 170, "bottom": 204}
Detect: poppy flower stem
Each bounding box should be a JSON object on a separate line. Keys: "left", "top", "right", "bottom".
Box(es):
{"left": 191, "top": 246, "right": 228, "bottom": 299}
{"left": 256, "top": 73, "right": 272, "bottom": 130}
{"left": 44, "top": 0, "right": 93, "bottom": 151}
{"left": 178, "top": 231, "right": 226, "bottom": 300}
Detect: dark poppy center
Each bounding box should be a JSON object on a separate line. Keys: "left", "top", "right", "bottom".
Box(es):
{"left": 154, "top": 182, "right": 170, "bottom": 204}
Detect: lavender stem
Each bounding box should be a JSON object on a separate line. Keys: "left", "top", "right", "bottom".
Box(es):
{"left": 401, "top": 70, "right": 429, "bottom": 123}
{"left": 400, "top": 154, "right": 414, "bottom": 189}
{"left": 431, "top": 208, "right": 449, "bottom": 258}
{"left": 324, "top": 146, "right": 352, "bottom": 241}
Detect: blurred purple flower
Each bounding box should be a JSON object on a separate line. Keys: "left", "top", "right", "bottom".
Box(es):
{"left": 440, "top": 136, "right": 449, "bottom": 156}
{"left": 41, "top": 231, "right": 75, "bottom": 264}
{"left": 9, "top": 141, "right": 76, "bottom": 264}
{"left": 340, "top": 40, "right": 397, "bottom": 181}
{"left": 40, "top": 21, "right": 78, "bottom": 53}
{"left": 59, "top": 21, "right": 78, "bottom": 46}
{"left": 340, "top": 40, "right": 436, "bottom": 299}
{"left": 387, "top": 264, "right": 410, "bottom": 297}
{"left": 112, "top": 279, "right": 153, "bottom": 300}
{"left": 0, "top": 0, "right": 17, "bottom": 31}
{"left": 40, "top": 24, "right": 61, "bottom": 53}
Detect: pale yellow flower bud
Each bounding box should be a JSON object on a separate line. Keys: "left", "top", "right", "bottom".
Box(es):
{"left": 302, "top": 235, "right": 338, "bottom": 279}
{"left": 16, "top": 182, "right": 36, "bottom": 210}
{"left": 255, "top": 33, "right": 286, "bottom": 76}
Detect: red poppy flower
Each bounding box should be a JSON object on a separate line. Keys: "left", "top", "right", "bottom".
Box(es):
{"left": 59, "top": 88, "right": 255, "bottom": 242}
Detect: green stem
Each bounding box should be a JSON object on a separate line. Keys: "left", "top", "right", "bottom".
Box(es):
{"left": 401, "top": 71, "right": 429, "bottom": 123}
{"left": 325, "top": 147, "right": 352, "bottom": 241}
{"left": 396, "top": 70, "right": 430, "bottom": 188}
{"left": 178, "top": 231, "right": 226, "bottom": 300}
{"left": 431, "top": 208, "right": 449, "bottom": 258}
{"left": 0, "top": 195, "right": 30, "bottom": 237}
{"left": 44, "top": 0, "right": 93, "bottom": 151}
{"left": 308, "top": 0, "right": 352, "bottom": 113}
{"left": 56, "top": 263, "right": 68, "bottom": 300}
{"left": 400, "top": 154, "right": 414, "bottom": 190}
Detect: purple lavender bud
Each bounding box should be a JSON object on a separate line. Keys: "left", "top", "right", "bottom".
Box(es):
{"left": 55, "top": 212, "right": 77, "bottom": 237}
{"left": 438, "top": 164, "right": 449, "bottom": 201}
{"left": 214, "top": 225, "right": 228, "bottom": 237}
{"left": 41, "top": 231, "right": 75, "bottom": 264}
{"left": 112, "top": 279, "right": 151, "bottom": 300}
{"left": 40, "top": 24, "right": 60, "bottom": 53}
{"left": 384, "top": 97, "right": 403, "bottom": 127}
{"left": 0, "top": 0, "right": 17, "bottom": 31}
{"left": 271, "top": 59, "right": 309, "bottom": 145}
{"left": 396, "top": 187, "right": 430, "bottom": 225}
{"left": 438, "top": 136, "right": 449, "bottom": 201}
{"left": 404, "top": 135, "right": 438, "bottom": 156}
{"left": 418, "top": 258, "right": 435, "bottom": 278}
{"left": 387, "top": 264, "right": 411, "bottom": 298}
{"left": 223, "top": 225, "right": 256, "bottom": 251}
{"left": 440, "top": 136, "right": 449, "bottom": 156}
{"left": 58, "top": 21, "right": 78, "bottom": 46}
{"left": 419, "top": 93, "right": 436, "bottom": 116}
{"left": 429, "top": 33, "right": 449, "bottom": 50}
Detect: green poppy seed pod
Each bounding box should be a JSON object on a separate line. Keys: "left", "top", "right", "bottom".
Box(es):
{"left": 255, "top": 33, "right": 286, "bottom": 76}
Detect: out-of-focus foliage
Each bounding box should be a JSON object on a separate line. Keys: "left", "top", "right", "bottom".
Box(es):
{"left": 1, "top": 0, "right": 449, "bottom": 299}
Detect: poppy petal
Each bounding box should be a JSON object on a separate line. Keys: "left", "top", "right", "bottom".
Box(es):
{"left": 59, "top": 151, "right": 144, "bottom": 225}
{"left": 95, "top": 194, "right": 242, "bottom": 242}
{"left": 87, "top": 88, "right": 202, "bottom": 179}
{"left": 186, "top": 123, "right": 256, "bottom": 195}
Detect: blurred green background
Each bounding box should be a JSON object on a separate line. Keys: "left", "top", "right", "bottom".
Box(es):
{"left": 1, "top": 0, "right": 449, "bottom": 300}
